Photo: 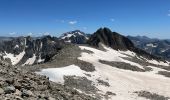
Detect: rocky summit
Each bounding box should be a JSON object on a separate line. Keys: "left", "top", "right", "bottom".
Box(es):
{"left": 88, "top": 27, "right": 134, "bottom": 50}
{"left": 88, "top": 27, "right": 163, "bottom": 61}
{"left": 0, "top": 28, "right": 170, "bottom": 100}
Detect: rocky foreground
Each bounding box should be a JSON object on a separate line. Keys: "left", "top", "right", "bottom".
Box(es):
{"left": 0, "top": 60, "right": 96, "bottom": 100}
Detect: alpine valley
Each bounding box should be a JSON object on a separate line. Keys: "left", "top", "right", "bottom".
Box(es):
{"left": 0, "top": 28, "right": 170, "bottom": 100}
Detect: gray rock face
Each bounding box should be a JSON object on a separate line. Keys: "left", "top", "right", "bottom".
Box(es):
{"left": 0, "top": 36, "right": 64, "bottom": 65}
{"left": 87, "top": 27, "right": 164, "bottom": 61}
{"left": 88, "top": 27, "right": 134, "bottom": 50}
{"left": 127, "top": 36, "right": 170, "bottom": 61}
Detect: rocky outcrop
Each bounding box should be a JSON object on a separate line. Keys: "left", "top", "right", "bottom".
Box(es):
{"left": 0, "top": 60, "right": 96, "bottom": 100}
{"left": 88, "top": 27, "right": 134, "bottom": 50}
{"left": 0, "top": 36, "right": 64, "bottom": 65}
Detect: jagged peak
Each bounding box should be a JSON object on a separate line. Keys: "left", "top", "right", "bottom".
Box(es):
{"left": 61, "top": 30, "right": 85, "bottom": 37}
{"left": 88, "top": 27, "right": 163, "bottom": 61}
{"left": 88, "top": 27, "right": 134, "bottom": 50}
{"left": 59, "top": 30, "right": 88, "bottom": 44}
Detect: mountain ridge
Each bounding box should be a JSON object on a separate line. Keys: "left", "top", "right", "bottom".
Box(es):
{"left": 59, "top": 30, "right": 88, "bottom": 44}
{"left": 128, "top": 35, "right": 170, "bottom": 61}
{"left": 87, "top": 27, "right": 163, "bottom": 61}
{"left": 0, "top": 28, "right": 170, "bottom": 100}
{"left": 0, "top": 28, "right": 168, "bottom": 66}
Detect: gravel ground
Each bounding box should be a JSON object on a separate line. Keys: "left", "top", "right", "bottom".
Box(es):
{"left": 0, "top": 54, "right": 97, "bottom": 100}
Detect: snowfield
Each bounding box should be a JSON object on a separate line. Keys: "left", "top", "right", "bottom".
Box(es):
{"left": 147, "top": 59, "right": 170, "bottom": 66}
{"left": 38, "top": 45, "right": 170, "bottom": 100}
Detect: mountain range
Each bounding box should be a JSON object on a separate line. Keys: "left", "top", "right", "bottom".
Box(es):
{"left": 0, "top": 28, "right": 170, "bottom": 100}
{"left": 128, "top": 36, "right": 170, "bottom": 61}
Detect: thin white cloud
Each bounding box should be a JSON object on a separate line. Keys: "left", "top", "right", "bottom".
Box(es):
{"left": 110, "top": 18, "right": 115, "bottom": 22}
{"left": 56, "top": 19, "right": 78, "bottom": 25}
{"left": 168, "top": 13, "right": 170, "bottom": 16}
{"left": 9, "top": 32, "right": 16, "bottom": 35}
{"left": 68, "top": 21, "right": 77, "bottom": 25}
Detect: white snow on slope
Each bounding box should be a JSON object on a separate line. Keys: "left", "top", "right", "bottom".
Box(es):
{"left": 146, "top": 43, "right": 157, "bottom": 47}
{"left": 79, "top": 46, "right": 145, "bottom": 69}
{"left": 37, "top": 65, "right": 85, "bottom": 84}
{"left": 147, "top": 59, "right": 170, "bottom": 66}
{"left": 37, "top": 56, "right": 45, "bottom": 63}
{"left": 161, "top": 49, "right": 168, "bottom": 53}
{"left": 61, "top": 34, "right": 75, "bottom": 39}
{"left": 119, "top": 50, "right": 136, "bottom": 57}
{"left": 38, "top": 45, "right": 170, "bottom": 100}
{"left": 14, "top": 45, "right": 19, "bottom": 49}
{"left": 61, "top": 31, "right": 85, "bottom": 40}
{"left": 78, "top": 46, "right": 170, "bottom": 99}
{"left": 22, "top": 54, "right": 36, "bottom": 66}
{"left": 65, "top": 40, "right": 71, "bottom": 43}
{"left": 3, "top": 51, "right": 25, "bottom": 65}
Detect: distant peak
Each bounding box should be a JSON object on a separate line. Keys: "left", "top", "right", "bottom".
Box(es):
{"left": 96, "top": 27, "right": 112, "bottom": 33}
{"left": 88, "top": 27, "right": 134, "bottom": 50}
{"left": 72, "top": 30, "right": 81, "bottom": 32}
{"left": 59, "top": 30, "right": 88, "bottom": 44}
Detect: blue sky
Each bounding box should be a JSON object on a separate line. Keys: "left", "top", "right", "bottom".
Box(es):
{"left": 0, "top": 0, "right": 170, "bottom": 38}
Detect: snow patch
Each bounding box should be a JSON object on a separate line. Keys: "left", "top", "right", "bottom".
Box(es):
{"left": 77, "top": 32, "right": 84, "bottom": 36}
{"left": 40, "top": 42, "right": 43, "bottom": 49}
{"left": 37, "top": 55, "right": 45, "bottom": 63}
{"left": 61, "top": 34, "right": 75, "bottom": 39}
{"left": 14, "top": 45, "right": 19, "bottom": 49}
{"left": 161, "top": 49, "right": 169, "bottom": 53}
{"left": 147, "top": 59, "right": 170, "bottom": 66}
{"left": 22, "top": 54, "right": 36, "bottom": 66}
{"left": 3, "top": 51, "right": 25, "bottom": 65}
{"left": 65, "top": 40, "right": 71, "bottom": 43}
{"left": 146, "top": 43, "right": 157, "bottom": 47}
{"left": 119, "top": 50, "right": 136, "bottom": 57}
{"left": 37, "top": 65, "right": 85, "bottom": 84}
